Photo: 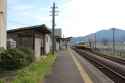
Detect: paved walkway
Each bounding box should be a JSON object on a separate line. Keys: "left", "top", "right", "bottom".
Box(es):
{"left": 44, "top": 49, "right": 91, "bottom": 83}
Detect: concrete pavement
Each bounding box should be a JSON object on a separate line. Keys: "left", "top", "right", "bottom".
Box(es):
{"left": 44, "top": 48, "right": 113, "bottom": 83}
{"left": 44, "top": 49, "right": 86, "bottom": 83}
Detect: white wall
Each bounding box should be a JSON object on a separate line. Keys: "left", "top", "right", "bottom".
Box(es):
{"left": 0, "top": 0, "right": 6, "bottom": 49}
{"left": 45, "top": 34, "right": 51, "bottom": 54}
{"left": 56, "top": 41, "right": 60, "bottom": 51}
{"left": 34, "top": 35, "right": 41, "bottom": 59}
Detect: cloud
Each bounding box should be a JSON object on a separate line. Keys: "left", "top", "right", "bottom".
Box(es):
{"left": 8, "top": 0, "right": 125, "bottom": 37}
{"left": 7, "top": 0, "right": 52, "bottom": 29}
{"left": 58, "top": 0, "right": 125, "bottom": 37}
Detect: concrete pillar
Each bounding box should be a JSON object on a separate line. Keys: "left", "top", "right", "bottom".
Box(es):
{"left": 0, "top": 0, "right": 6, "bottom": 49}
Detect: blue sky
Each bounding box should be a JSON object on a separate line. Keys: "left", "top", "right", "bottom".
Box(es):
{"left": 7, "top": 0, "right": 59, "bottom": 28}
{"left": 7, "top": 0, "right": 125, "bottom": 37}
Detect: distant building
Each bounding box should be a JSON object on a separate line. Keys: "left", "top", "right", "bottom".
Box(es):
{"left": 55, "top": 29, "right": 62, "bottom": 51}
{"left": 7, "top": 24, "right": 51, "bottom": 60}
{"left": 50, "top": 28, "right": 62, "bottom": 51}
{"left": 0, "top": 0, "right": 6, "bottom": 49}
{"left": 51, "top": 28, "right": 72, "bottom": 50}
{"left": 55, "top": 28, "right": 62, "bottom": 37}
{"left": 55, "top": 36, "right": 62, "bottom": 50}
{"left": 50, "top": 28, "right": 62, "bottom": 37}
{"left": 62, "top": 37, "right": 72, "bottom": 49}
{"left": 55, "top": 36, "right": 72, "bottom": 50}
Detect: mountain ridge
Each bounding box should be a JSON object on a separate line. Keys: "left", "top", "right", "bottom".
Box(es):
{"left": 71, "top": 28, "right": 125, "bottom": 44}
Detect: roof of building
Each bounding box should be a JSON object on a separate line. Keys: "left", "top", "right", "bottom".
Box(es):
{"left": 55, "top": 36, "right": 72, "bottom": 41}
{"left": 7, "top": 24, "right": 51, "bottom": 34}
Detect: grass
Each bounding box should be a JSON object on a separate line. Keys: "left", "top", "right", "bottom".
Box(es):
{"left": 96, "top": 43, "right": 125, "bottom": 58}
{"left": 2, "top": 54, "right": 56, "bottom": 83}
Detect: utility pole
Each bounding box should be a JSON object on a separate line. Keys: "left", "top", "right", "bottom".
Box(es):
{"left": 50, "top": 2, "right": 58, "bottom": 55}
{"left": 0, "top": 0, "right": 6, "bottom": 49}
{"left": 112, "top": 28, "right": 115, "bottom": 56}
{"left": 88, "top": 37, "right": 91, "bottom": 48}
{"left": 94, "top": 33, "right": 96, "bottom": 49}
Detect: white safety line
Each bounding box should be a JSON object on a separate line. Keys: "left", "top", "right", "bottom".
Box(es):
{"left": 69, "top": 49, "right": 93, "bottom": 83}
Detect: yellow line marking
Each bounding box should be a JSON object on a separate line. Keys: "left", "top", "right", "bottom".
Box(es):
{"left": 69, "top": 49, "right": 93, "bottom": 83}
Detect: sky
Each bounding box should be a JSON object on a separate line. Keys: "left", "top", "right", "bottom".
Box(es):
{"left": 8, "top": 0, "right": 125, "bottom": 37}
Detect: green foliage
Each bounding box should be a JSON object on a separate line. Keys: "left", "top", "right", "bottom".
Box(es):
{"left": 12, "top": 54, "right": 56, "bottom": 83}
{"left": 18, "top": 48, "right": 34, "bottom": 64}
{"left": 0, "top": 48, "right": 34, "bottom": 70}
{"left": 0, "top": 80, "right": 4, "bottom": 83}
{"left": 0, "top": 48, "right": 5, "bottom": 53}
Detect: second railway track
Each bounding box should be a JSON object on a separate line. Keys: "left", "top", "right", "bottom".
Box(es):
{"left": 73, "top": 48, "right": 125, "bottom": 83}
{"left": 74, "top": 45, "right": 125, "bottom": 65}
{"left": 91, "top": 50, "right": 125, "bottom": 65}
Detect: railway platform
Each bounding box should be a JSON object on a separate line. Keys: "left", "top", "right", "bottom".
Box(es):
{"left": 44, "top": 48, "right": 113, "bottom": 83}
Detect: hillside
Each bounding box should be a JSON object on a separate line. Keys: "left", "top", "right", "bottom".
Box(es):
{"left": 71, "top": 28, "right": 125, "bottom": 44}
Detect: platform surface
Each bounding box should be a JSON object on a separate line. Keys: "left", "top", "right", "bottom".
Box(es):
{"left": 44, "top": 49, "right": 86, "bottom": 83}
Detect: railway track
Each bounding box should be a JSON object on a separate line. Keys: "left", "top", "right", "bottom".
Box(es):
{"left": 74, "top": 46, "right": 125, "bottom": 65}
{"left": 90, "top": 50, "right": 125, "bottom": 65}
{"left": 73, "top": 48, "right": 125, "bottom": 83}
{"left": 73, "top": 46, "right": 125, "bottom": 66}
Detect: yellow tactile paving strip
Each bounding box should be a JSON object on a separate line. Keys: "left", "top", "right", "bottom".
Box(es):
{"left": 69, "top": 49, "right": 93, "bottom": 83}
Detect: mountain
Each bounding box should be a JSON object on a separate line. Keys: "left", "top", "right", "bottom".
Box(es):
{"left": 71, "top": 28, "right": 125, "bottom": 44}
